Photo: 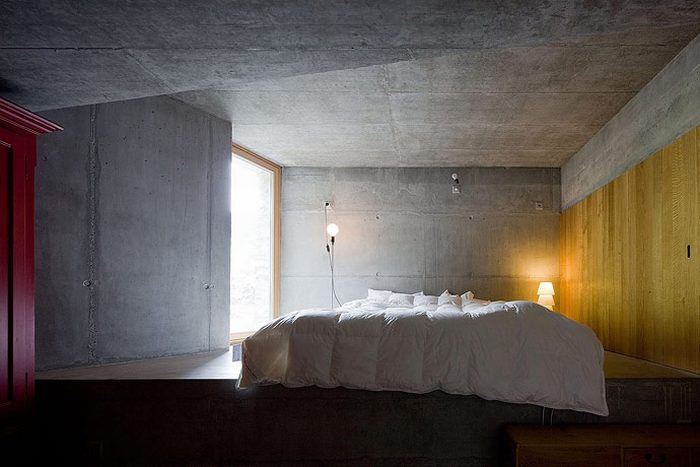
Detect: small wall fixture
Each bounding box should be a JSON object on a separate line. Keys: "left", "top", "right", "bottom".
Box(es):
{"left": 537, "top": 281, "right": 555, "bottom": 311}
{"left": 451, "top": 173, "right": 461, "bottom": 194}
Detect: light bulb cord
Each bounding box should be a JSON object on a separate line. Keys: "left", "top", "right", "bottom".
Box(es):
{"left": 324, "top": 202, "right": 341, "bottom": 308}
{"left": 327, "top": 238, "right": 341, "bottom": 308}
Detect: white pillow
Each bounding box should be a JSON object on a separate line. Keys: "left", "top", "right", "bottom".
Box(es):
{"left": 367, "top": 288, "right": 393, "bottom": 301}
{"left": 438, "top": 289, "right": 461, "bottom": 306}
{"left": 468, "top": 298, "right": 491, "bottom": 305}
{"left": 388, "top": 293, "right": 414, "bottom": 307}
{"left": 412, "top": 291, "right": 424, "bottom": 296}
{"left": 460, "top": 291, "right": 475, "bottom": 303}
{"left": 414, "top": 294, "right": 438, "bottom": 306}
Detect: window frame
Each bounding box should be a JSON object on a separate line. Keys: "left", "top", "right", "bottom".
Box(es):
{"left": 230, "top": 143, "right": 281, "bottom": 343}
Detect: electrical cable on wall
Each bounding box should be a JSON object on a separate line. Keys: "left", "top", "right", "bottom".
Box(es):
{"left": 325, "top": 202, "right": 342, "bottom": 308}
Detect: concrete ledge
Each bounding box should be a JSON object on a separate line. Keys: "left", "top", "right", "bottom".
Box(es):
{"left": 562, "top": 34, "right": 700, "bottom": 209}
{"left": 34, "top": 377, "right": 699, "bottom": 466}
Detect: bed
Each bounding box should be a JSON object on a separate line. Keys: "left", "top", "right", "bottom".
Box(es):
{"left": 239, "top": 290, "right": 609, "bottom": 416}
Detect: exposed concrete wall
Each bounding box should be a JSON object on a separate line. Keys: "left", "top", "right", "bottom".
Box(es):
{"left": 562, "top": 34, "right": 700, "bottom": 209}
{"left": 35, "top": 96, "right": 231, "bottom": 370}
{"left": 281, "top": 167, "right": 560, "bottom": 314}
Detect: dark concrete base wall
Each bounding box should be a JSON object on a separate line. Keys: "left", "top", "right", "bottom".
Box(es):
{"left": 281, "top": 167, "right": 560, "bottom": 313}
{"left": 35, "top": 96, "right": 232, "bottom": 370}
{"left": 33, "top": 379, "right": 699, "bottom": 466}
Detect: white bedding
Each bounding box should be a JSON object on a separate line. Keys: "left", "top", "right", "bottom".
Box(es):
{"left": 239, "top": 299, "right": 609, "bottom": 416}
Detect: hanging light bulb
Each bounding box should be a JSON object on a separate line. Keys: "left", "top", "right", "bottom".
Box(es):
{"left": 326, "top": 223, "right": 339, "bottom": 237}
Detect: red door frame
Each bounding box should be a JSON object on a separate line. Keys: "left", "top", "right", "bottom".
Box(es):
{"left": 0, "top": 124, "right": 35, "bottom": 418}
{"left": 0, "top": 99, "right": 61, "bottom": 421}
{"left": 0, "top": 143, "right": 9, "bottom": 405}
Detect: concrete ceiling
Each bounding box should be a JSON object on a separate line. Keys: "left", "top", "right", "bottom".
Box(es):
{"left": 1, "top": 1, "right": 699, "bottom": 167}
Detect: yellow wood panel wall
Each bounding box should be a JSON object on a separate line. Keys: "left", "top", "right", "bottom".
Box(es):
{"left": 560, "top": 126, "right": 700, "bottom": 373}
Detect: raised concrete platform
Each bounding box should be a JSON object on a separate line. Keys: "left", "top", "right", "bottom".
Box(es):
{"left": 35, "top": 378, "right": 699, "bottom": 466}
{"left": 33, "top": 348, "right": 698, "bottom": 465}
{"left": 36, "top": 348, "right": 698, "bottom": 381}
{"left": 37, "top": 347, "right": 241, "bottom": 380}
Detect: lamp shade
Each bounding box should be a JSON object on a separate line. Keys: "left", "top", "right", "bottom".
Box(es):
{"left": 326, "top": 223, "right": 339, "bottom": 237}
{"left": 538, "top": 294, "right": 555, "bottom": 307}
{"left": 537, "top": 281, "right": 555, "bottom": 296}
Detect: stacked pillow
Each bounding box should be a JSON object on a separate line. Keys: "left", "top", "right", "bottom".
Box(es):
{"left": 463, "top": 297, "right": 491, "bottom": 305}
{"left": 367, "top": 288, "right": 393, "bottom": 301}
{"left": 387, "top": 292, "right": 415, "bottom": 307}
{"left": 367, "top": 288, "right": 488, "bottom": 307}
{"left": 461, "top": 291, "right": 475, "bottom": 302}
{"left": 413, "top": 294, "right": 438, "bottom": 306}
{"left": 438, "top": 289, "right": 461, "bottom": 306}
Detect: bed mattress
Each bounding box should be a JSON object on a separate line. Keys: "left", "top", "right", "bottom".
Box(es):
{"left": 239, "top": 299, "right": 609, "bottom": 416}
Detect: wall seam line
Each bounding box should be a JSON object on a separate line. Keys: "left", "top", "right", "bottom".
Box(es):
{"left": 206, "top": 117, "right": 214, "bottom": 351}
{"left": 86, "top": 104, "right": 99, "bottom": 363}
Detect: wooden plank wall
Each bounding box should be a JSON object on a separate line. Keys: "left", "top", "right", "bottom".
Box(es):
{"left": 560, "top": 126, "right": 700, "bottom": 373}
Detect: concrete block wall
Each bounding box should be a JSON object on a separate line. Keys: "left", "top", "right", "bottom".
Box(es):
{"left": 281, "top": 167, "right": 560, "bottom": 314}
{"left": 35, "top": 96, "right": 231, "bottom": 370}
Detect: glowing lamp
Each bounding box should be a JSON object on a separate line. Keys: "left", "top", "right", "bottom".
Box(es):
{"left": 537, "top": 281, "right": 555, "bottom": 311}
{"left": 326, "top": 223, "right": 339, "bottom": 237}
{"left": 538, "top": 294, "right": 555, "bottom": 307}
{"left": 537, "top": 281, "right": 555, "bottom": 296}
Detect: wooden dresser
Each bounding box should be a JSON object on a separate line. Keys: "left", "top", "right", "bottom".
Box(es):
{"left": 506, "top": 425, "right": 700, "bottom": 467}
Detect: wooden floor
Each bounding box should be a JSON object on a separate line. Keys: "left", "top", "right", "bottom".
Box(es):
{"left": 36, "top": 348, "right": 698, "bottom": 380}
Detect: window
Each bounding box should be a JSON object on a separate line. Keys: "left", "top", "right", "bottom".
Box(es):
{"left": 230, "top": 144, "right": 280, "bottom": 342}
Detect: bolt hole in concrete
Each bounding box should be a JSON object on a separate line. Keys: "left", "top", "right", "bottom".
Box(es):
{"left": 230, "top": 155, "right": 274, "bottom": 341}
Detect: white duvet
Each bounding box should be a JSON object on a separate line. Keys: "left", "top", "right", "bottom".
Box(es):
{"left": 240, "top": 299, "right": 609, "bottom": 416}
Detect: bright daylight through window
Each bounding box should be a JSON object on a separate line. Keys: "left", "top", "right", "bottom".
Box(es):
{"left": 230, "top": 155, "right": 273, "bottom": 338}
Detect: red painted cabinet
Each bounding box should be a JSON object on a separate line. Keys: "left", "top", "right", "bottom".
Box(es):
{"left": 0, "top": 99, "right": 61, "bottom": 424}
